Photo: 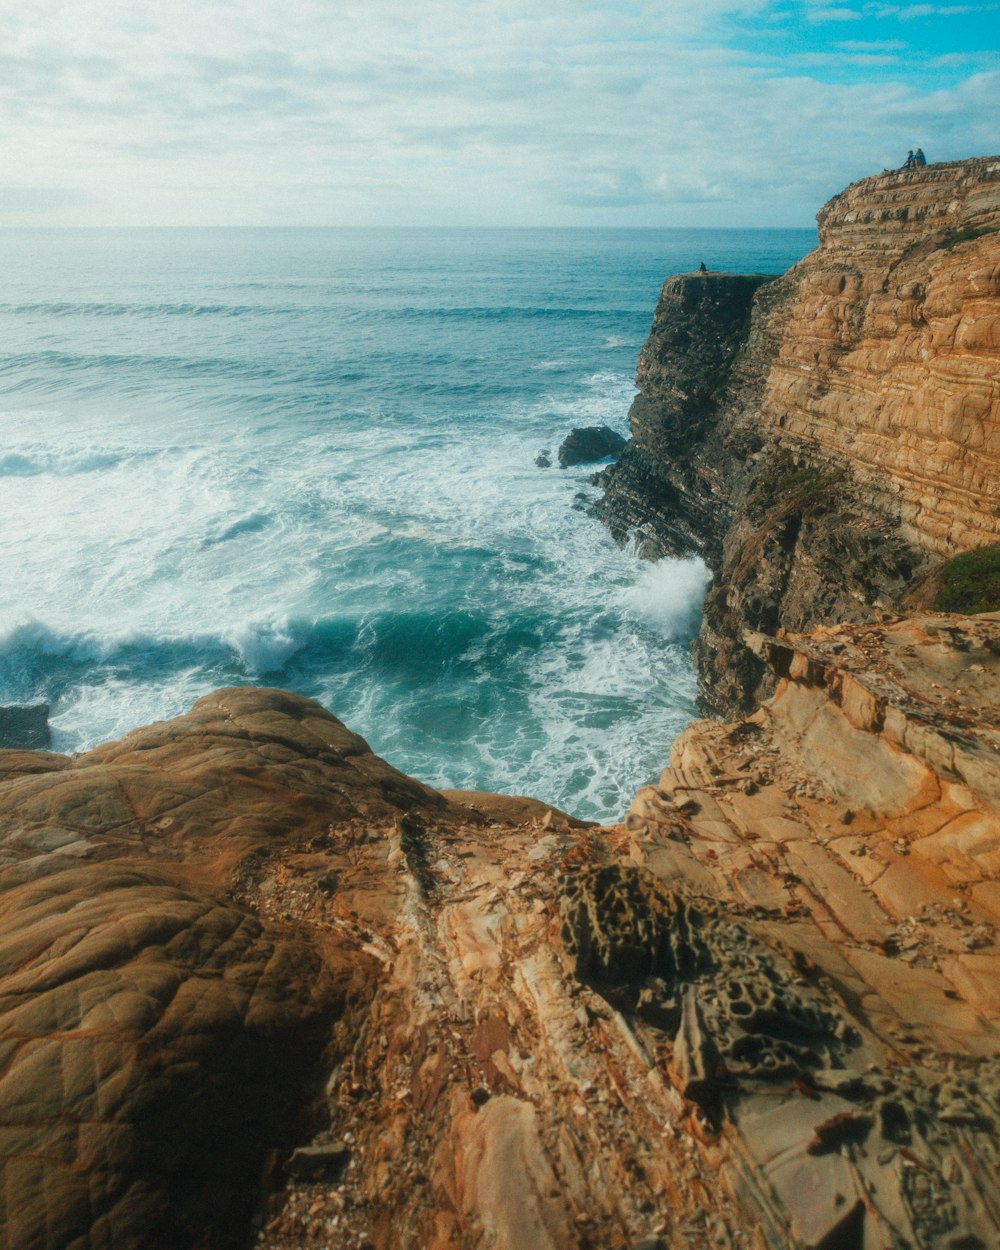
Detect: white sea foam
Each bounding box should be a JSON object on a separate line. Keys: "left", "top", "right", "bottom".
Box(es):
{"left": 0, "top": 227, "right": 793, "bottom": 819}
{"left": 202, "top": 511, "right": 272, "bottom": 547}
{"left": 619, "top": 557, "right": 712, "bottom": 640}
{"left": 225, "top": 618, "right": 305, "bottom": 675}
{"left": 0, "top": 449, "right": 129, "bottom": 476}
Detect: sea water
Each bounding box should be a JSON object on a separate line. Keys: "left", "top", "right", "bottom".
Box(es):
{"left": 0, "top": 227, "right": 814, "bottom": 820}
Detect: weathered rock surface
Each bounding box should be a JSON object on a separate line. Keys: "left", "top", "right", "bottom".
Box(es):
{"left": 4, "top": 646, "right": 1000, "bottom": 1250}
{"left": 0, "top": 688, "right": 444, "bottom": 1250}
{"left": 624, "top": 612, "right": 1000, "bottom": 1250}
{"left": 598, "top": 157, "right": 1000, "bottom": 714}
{"left": 592, "top": 272, "right": 775, "bottom": 557}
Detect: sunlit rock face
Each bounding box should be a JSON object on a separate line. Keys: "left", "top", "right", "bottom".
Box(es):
{"left": 762, "top": 157, "right": 1000, "bottom": 555}
{"left": 598, "top": 156, "right": 1000, "bottom": 714}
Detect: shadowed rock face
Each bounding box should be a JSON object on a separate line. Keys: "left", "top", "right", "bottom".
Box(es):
{"left": 592, "top": 271, "right": 774, "bottom": 560}
{"left": 0, "top": 687, "right": 445, "bottom": 1250}
{"left": 598, "top": 157, "right": 1000, "bottom": 714}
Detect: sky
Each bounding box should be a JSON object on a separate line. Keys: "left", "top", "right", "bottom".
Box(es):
{"left": 1, "top": 0, "right": 997, "bottom": 227}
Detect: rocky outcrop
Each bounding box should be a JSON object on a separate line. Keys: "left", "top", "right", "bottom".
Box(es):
{"left": 557, "top": 425, "right": 627, "bottom": 467}
{"left": 0, "top": 688, "right": 444, "bottom": 1250}
{"left": 598, "top": 157, "right": 1000, "bottom": 714}
{"left": 4, "top": 653, "right": 1000, "bottom": 1250}
{"left": 592, "top": 272, "right": 775, "bottom": 558}
{"left": 624, "top": 610, "right": 1000, "bottom": 1250}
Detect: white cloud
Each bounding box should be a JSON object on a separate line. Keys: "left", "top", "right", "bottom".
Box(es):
{"left": 0, "top": 1, "right": 996, "bottom": 226}
{"left": 806, "top": 7, "right": 863, "bottom": 19}
{"left": 870, "top": 2, "right": 999, "bottom": 16}
{"left": 835, "top": 38, "right": 909, "bottom": 48}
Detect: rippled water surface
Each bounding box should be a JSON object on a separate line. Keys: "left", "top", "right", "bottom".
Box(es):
{"left": 0, "top": 227, "right": 815, "bottom": 819}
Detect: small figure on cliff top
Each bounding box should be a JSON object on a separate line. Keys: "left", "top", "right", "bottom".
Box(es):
{"left": 901, "top": 150, "right": 914, "bottom": 169}
{"left": 913, "top": 147, "right": 927, "bottom": 166}
{"left": 698, "top": 261, "right": 707, "bottom": 273}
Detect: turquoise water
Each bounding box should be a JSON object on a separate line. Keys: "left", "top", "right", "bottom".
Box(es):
{"left": 0, "top": 228, "right": 815, "bottom": 819}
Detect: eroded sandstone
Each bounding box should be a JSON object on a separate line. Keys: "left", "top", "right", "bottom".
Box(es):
{"left": 3, "top": 647, "right": 999, "bottom": 1249}
{"left": 598, "top": 156, "right": 1000, "bottom": 714}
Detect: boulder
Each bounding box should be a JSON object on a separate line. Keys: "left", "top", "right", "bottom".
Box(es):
{"left": 557, "top": 426, "right": 626, "bottom": 468}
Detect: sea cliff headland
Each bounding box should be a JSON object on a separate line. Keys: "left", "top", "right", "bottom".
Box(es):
{"left": 597, "top": 155, "right": 1000, "bottom": 715}
{"left": 1, "top": 158, "right": 1000, "bottom": 1250}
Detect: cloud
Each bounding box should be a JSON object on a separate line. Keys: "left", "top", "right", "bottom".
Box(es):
{"left": 791, "top": 50, "right": 900, "bottom": 64}
{"left": 835, "top": 38, "right": 909, "bottom": 49}
{"left": 806, "top": 6, "right": 863, "bottom": 19}
{"left": 0, "top": 0, "right": 996, "bottom": 226}
{"left": 0, "top": 187, "right": 89, "bottom": 213}
{"left": 869, "top": 2, "right": 999, "bottom": 15}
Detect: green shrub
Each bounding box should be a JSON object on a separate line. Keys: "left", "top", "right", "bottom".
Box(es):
{"left": 937, "top": 225, "right": 998, "bottom": 251}
{"left": 777, "top": 467, "right": 827, "bottom": 495}
{"left": 934, "top": 544, "right": 1000, "bottom": 615}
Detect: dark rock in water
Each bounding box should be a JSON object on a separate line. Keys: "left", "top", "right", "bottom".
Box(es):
{"left": 558, "top": 426, "right": 626, "bottom": 468}
{"left": 535, "top": 449, "right": 552, "bottom": 467}
{"left": 0, "top": 704, "right": 50, "bottom": 749}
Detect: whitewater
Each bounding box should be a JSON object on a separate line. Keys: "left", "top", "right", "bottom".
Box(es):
{"left": 0, "top": 227, "right": 814, "bottom": 820}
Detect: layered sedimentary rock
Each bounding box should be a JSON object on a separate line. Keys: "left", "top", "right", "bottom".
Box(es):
{"left": 624, "top": 610, "right": 1000, "bottom": 1250}
{"left": 597, "top": 156, "right": 1000, "bottom": 713}
{"left": 4, "top": 660, "right": 1000, "bottom": 1250}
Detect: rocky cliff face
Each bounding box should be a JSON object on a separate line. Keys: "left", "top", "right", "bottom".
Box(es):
{"left": 597, "top": 156, "right": 1000, "bottom": 714}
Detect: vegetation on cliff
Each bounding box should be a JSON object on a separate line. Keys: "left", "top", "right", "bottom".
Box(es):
{"left": 934, "top": 543, "right": 1000, "bottom": 614}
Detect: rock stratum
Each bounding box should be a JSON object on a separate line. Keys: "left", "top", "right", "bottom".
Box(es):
{"left": 596, "top": 156, "right": 1000, "bottom": 714}
{"left": 5, "top": 159, "right": 1000, "bottom": 1250}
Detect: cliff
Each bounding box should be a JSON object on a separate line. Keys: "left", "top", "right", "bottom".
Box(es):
{"left": 596, "top": 156, "right": 1000, "bottom": 714}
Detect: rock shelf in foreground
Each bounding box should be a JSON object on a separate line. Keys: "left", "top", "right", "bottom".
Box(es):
{"left": 2, "top": 648, "right": 999, "bottom": 1249}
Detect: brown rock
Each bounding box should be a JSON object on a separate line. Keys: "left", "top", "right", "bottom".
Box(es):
{"left": 598, "top": 156, "right": 1000, "bottom": 715}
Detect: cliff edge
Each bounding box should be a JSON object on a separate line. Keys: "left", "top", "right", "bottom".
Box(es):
{"left": 596, "top": 155, "right": 1000, "bottom": 714}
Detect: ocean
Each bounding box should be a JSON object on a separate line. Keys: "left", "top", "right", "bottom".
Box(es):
{"left": 0, "top": 227, "right": 815, "bottom": 821}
